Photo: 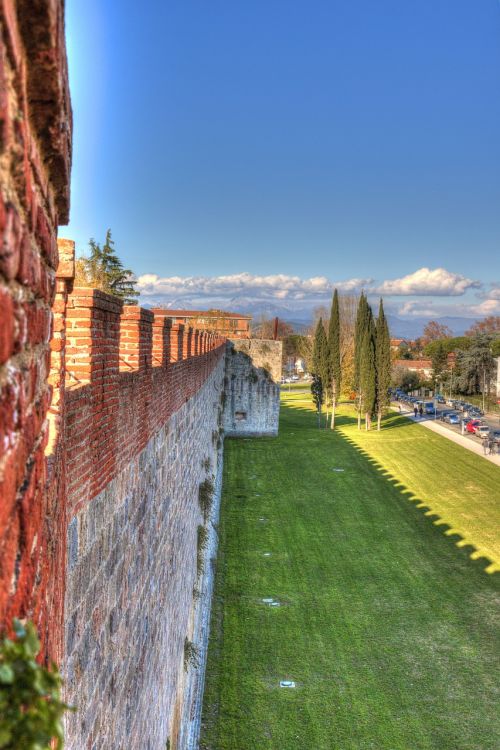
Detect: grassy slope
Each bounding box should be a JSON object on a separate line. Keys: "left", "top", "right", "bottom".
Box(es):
{"left": 200, "top": 396, "right": 500, "bottom": 750}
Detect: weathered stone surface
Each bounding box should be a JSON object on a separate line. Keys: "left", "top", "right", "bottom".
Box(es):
{"left": 0, "top": 0, "right": 72, "bottom": 660}
{"left": 63, "top": 358, "right": 225, "bottom": 750}
{"left": 223, "top": 339, "right": 281, "bottom": 437}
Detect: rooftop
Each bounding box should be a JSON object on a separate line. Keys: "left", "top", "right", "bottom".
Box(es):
{"left": 153, "top": 309, "right": 252, "bottom": 320}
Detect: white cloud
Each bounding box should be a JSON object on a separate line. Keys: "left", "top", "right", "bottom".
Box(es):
{"left": 478, "top": 284, "right": 500, "bottom": 301}
{"left": 396, "top": 301, "right": 438, "bottom": 318}
{"left": 136, "top": 272, "right": 372, "bottom": 302}
{"left": 373, "top": 267, "right": 481, "bottom": 296}
{"left": 135, "top": 267, "right": 493, "bottom": 321}
{"left": 390, "top": 297, "right": 500, "bottom": 320}
{"left": 468, "top": 298, "right": 500, "bottom": 315}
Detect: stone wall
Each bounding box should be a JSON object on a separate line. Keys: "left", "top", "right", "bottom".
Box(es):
{"left": 63, "top": 358, "right": 226, "bottom": 750}
{"left": 0, "top": 0, "right": 72, "bottom": 660}
{"left": 223, "top": 339, "right": 281, "bottom": 437}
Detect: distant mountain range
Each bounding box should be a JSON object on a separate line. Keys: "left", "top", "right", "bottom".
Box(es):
{"left": 141, "top": 295, "right": 476, "bottom": 338}
{"left": 385, "top": 315, "right": 473, "bottom": 338}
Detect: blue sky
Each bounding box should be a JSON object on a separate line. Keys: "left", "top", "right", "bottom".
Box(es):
{"left": 65, "top": 0, "right": 500, "bottom": 320}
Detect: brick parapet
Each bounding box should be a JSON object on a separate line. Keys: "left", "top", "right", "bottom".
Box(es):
{"left": 152, "top": 310, "right": 172, "bottom": 367}
{"left": 63, "top": 288, "right": 226, "bottom": 516}
{"left": 170, "top": 323, "right": 184, "bottom": 363}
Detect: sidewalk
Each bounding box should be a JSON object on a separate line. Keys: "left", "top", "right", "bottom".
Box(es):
{"left": 393, "top": 407, "right": 500, "bottom": 468}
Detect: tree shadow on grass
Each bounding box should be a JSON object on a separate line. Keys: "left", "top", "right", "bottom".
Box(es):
{"left": 282, "top": 397, "right": 415, "bottom": 432}
{"left": 280, "top": 399, "right": 500, "bottom": 578}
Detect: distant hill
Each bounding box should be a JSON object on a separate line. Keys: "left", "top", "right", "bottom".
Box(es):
{"left": 141, "top": 294, "right": 476, "bottom": 338}
{"left": 385, "top": 315, "right": 474, "bottom": 338}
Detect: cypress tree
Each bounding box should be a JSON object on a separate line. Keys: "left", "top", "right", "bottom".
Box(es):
{"left": 312, "top": 318, "right": 329, "bottom": 428}
{"left": 354, "top": 292, "right": 366, "bottom": 394}
{"left": 311, "top": 373, "right": 324, "bottom": 429}
{"left": 375, "top": 298, "right": 391, "bottom": 430}
{"left": 354, "top": 293, "right": 372, "bottom": 429}
{"left": 360, "top": 326, "right": 376, "bottom": 429}
{"left": 328, "top": 289, "right": 341, "bottom": 429}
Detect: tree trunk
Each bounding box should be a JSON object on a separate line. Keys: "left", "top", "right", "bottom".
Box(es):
{"left": 377, "top": 410, "right": 382, "bottom": 431}
{"left": 331, "top": 388, "right": 336, "bottom": 430}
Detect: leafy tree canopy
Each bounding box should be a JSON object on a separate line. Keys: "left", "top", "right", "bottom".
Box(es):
{"left": 391, "top": 365, "right": 421, "bottom": 392}
{"left": 455, "top": 333, "right": 497, "bottom": 395}
{"left": 0, "top": 620, "right": 71, "bottom": 749}
{"left": 75, "top": 229, "right": 139, "bottom": 304}
{"left": 423, "top": 336, "right": 471, "bottom": 357}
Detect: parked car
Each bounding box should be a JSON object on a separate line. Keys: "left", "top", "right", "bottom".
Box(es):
{"left": 446, "top": 413, "right": 460, "bottom": 425}
{"left": 424, "top": 402, "right": 435, "bottom": 415}
{"left": 475, "top": 425, "right": 491, "bottom": 439}
{"left": 466, "top": 420, "right": 481, "bottom": 434}
{"left": 491, "top": 431, "right": 500, "bottom": 445}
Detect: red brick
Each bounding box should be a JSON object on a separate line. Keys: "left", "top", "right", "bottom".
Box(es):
{"left": 0, "top": 287, "right": 14, "bottom": 363}
{"left": 0, "top": 203, "right": 22, "bottom": 280}
{"left": 0, "top": 40, "right": 8, "bottom": 151}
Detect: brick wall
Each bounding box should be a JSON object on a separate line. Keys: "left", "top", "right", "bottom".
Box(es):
{"left": 0, "top": 0, "right": 71, "bottom": 659}
{"left": 51, "top": 288, "right": 225, "bottom": 748}
{"left": 62, "top": 292, "right": 224, "bottom": 515}
{"left": 0, "top": 7, "right": 281, "bottom": 746}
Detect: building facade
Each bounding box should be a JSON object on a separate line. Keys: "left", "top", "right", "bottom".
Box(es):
{"left": 156, "top": 309, "right": 252, "bottom": 339}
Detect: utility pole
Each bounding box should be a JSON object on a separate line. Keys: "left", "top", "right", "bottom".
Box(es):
{"left": 483, "top": 365, "right": 486, "bottom": 414}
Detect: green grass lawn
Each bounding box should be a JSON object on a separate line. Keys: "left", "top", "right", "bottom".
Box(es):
{"left": 280, "top": 380, "right": 310, "bottom": 390}
{"left": 200, "top": 395, "right": 500, "bottom": 750}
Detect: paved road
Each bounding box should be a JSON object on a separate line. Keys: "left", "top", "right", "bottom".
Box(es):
{"left": 407, "top": 402, "right": 500, "bottom": 436}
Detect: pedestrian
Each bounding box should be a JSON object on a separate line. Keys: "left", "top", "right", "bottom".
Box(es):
{"left": 413, "top": 405, "right": 418, "bottom": 418}
{"left": 419, "top": 405, "right": 423, "bottom": 418}
{"left": 482, "top": 437, "right": 489, "bottom": 456}
{"left": 398, "top": 404, "right": 402, "bottom": 414}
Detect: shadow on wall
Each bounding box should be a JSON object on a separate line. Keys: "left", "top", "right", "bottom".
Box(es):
{"left": 282, "top": 398, "right": 500, "bottom": 576}
{"left": 224, "top": 340, "right": 282, "bottom": 437}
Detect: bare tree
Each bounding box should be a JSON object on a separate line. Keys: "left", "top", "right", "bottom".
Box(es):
{"left": 421, "top": 320, "right": 452, "bottom": 345}
{"left": 252, "top": 314, "right": 293, "bottom": 340}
